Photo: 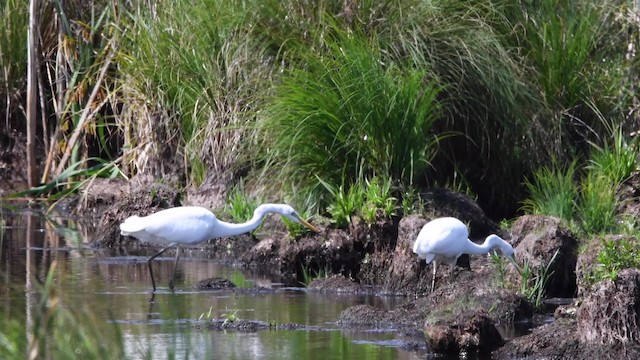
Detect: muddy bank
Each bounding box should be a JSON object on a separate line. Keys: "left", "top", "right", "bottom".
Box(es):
{"left": 78, "top": 175, "right": 640, "bottom": 358}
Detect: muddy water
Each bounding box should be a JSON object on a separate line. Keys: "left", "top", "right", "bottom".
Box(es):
{"left": 0, "top": 209, "right": 433, "bottom": 359}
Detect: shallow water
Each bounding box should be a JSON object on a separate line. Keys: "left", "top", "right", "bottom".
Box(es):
{"left": 1, "top": 209, "right": 439, "bottom": 359}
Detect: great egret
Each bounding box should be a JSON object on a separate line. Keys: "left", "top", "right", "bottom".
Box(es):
{"left": 120, "top": 204, "right": 319, "bottom": 292}
{"left": 412, "top": 217, "right": 515, "bottom": 292}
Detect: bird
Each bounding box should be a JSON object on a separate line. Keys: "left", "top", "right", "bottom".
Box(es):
{"left": 412, "top": 217, "right": 515, "bottom": 292}
{"left": 120, "top": 204, "right": 320, "bottom": 292}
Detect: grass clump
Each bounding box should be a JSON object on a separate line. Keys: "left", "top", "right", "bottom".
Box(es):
{"left": 516, "top": 251, "right": 559, "bottom": 309}
{"left": 492, "top": 251, "right": 559, "bottom": 309}
{"left": 0, "top": 0, "right": 28, "bottom": 119}
{"left": 321, "top": 176, "right": 397, "bottom": 228}
{"left": 521, "top": 159, "right": 578, "bottom": 221}
{"left": 300, "top": 263, "right": 331, "bottom": 286}
{"left": 119, "top": 0, "right": 269, "bottom": 186}
{"left": 523, "top": 127, "right": 638, "bottom": 235}
{"left": 222, "top": 180, "right": 261, "bottom": 223}
{"left": 589, "top": 238, "right": 640, "bottom": 283}
{"left": 257, "top": 27, "right": 442, "bottom": 210}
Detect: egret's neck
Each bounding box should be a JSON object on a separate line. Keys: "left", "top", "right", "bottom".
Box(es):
{"left": 208, "top": 204, "right": 283, "bottom": 238}
{"left": 465, "top": 239, "right": 495, "bottom": 255}
{"left": 466, "top": 236, "right": 507, "bottom": 255}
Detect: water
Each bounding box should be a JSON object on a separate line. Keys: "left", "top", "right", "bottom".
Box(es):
{"left": 0, "top": 209, "right": 428, "bottom": 359}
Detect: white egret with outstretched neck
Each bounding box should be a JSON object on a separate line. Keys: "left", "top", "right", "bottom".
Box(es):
{"left": 412, "top": 217, "right": 515, "bottom": 292}
{"left": 120, "top": 204, "right": 320, "bottom": 292}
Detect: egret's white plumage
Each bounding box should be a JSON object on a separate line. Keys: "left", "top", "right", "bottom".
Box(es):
{"left": 120, "top": 204, "right": 319, "bottom": 292}
{"left": 412, "top": 217, "right": 515, "bottom": 292}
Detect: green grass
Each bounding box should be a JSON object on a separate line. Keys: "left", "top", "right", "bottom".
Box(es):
{"left": 589, "top": 237, "right": 640, "bottom": 283}
{"left": 222, "top": 180, "right": 262, "bottom": 223}
{"left": 515, "top": 251, "right": 559, "bottom": 309}
{"left": 320, "top": 176, "right": 397, "bottom": 227}
{"left": 0, "top": 0, "right": 27, "bottom": 114}
{"left": 4, "top": 0, "right": 640, "bottom": 225}
{"left": 119, "top": 0, "right": 268, "bottom": 187}
{"left": 577, "top": 172, "right": 617, "bottom": 235}
{"left": 300, "top": 263, "right": 331, "bottom": 286}
{"left": 257, "top": 25, "right": 442, "bottom": 210}
{"left": 521, "top": 159, "right": 578, "bottom": 221}
{"left": 586, "top": 127, "right": 638, "bottom": 186}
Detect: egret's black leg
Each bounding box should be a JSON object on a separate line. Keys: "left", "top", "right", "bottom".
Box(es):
{"left": 148, "top": 245, "right": 174, "bottom": 292}
{"left": 431, "top": 261, "right": 437, "bottom": 293}
{"left": 168, "top": 246, "right": 181, "bottom": 291}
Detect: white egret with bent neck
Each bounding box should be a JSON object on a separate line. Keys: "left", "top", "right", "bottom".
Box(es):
{"left": 120, "top": 204, "right": 320, "bottom": 292}
{"left": 412, "top": 217, "right": 515, "bottom": 292}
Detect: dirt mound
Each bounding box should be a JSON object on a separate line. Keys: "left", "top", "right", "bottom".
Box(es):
{"left": 336, "top": 303, "right": 426, "bottom": 329}
{"left": 511, "top": 215, "right": 578, "bottom": 298}
{"left": 424, "top": 309, "right": 504, "bottom": 355}
{"left": 577, "top": 268, "right": 640, "bottom": 345}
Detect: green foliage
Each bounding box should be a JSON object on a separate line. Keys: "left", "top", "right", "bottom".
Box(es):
{"left": 120, "top": 0, "right": 268, "bottom": 186}
{"left": 281, "top": 208, "right": 316, "bottom": 238}
{"left": 322, "top": 180, "right": 366, "bottom": 228}
{"left": 221, "top": 309, "right": 239, "bottom": 326}
{"left": 587, "top": 127, "right": 638, "bottom": 185}
{"left": 393, "top": 0, "right": 545, "bottom": 213}
{"left": 300, "top": 263, "right": 330, "bottom": 286}
{"left": 577, "top": 172, "right": 617, "bottom": 234}
{"left": 521, "top": 0, "right": 601, "bottom": 110}
{"left": 400, "top": 187, "right": 424, "bottom": 217}
{"left": 524, "top": 127, "right": 637, "bottom": 235}
{"left": 515, "top": 250, "right": 559, "bottom": 309}
{"left": 0, "top": 0, "right": 27, "bottom": 100}
{"left": 223, "top": 181, "right": 261, "bottom": 223}
{"left": 320, "top": 176, "right": 397, "bottom": 227}
{"left": 489, "top": 252, "right": 509, "bottom": 289}
{"left": 522, "top": 159, "right": 578, "bottom": 220}
{"left": 258, "top": 26, "right": 442, "bottom": 208}
{"left": 5, "top": 158, "right": 121, "bottom": 204}
{"left": 362, "top": 177, "right": 397, "bottom": 222}
{"left": 590, "top": 238, "right": 640, "bottom": 283}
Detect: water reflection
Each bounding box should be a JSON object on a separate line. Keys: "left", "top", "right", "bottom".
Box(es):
{"left": 1, "top": 210, "right": 426, "bottom": 359}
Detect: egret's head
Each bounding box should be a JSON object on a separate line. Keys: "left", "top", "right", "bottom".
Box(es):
{"left": 275, "top": 204, "right": 320, "bottom": 233}
{"left": 487, "top": 234, "right": 515, "bottom": 258}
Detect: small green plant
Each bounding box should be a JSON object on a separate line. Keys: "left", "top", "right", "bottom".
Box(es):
{"left": 590, "top": 238, "right": 640, "bottom": 283}
{"left": 489, "top": 251, "right": 508, "bottom": 288}
{"left": 221, "top": 309, "right": 239, "bottom": 326}
{"left": 281, "top": 208, "right": 316, "bottom": 238}
{"left": 587, "top": 127, "right": 638, "bottom": 185}
{"left": 223, "top": 181, "right": 260, "bottom": 223}
{"left": 320, "top": 179, "right": 366, "bottom": 228}
{"left": 521, "top": 159, "right": 578, "bottom": 220}
{"left": 300, "top": 263, "right": 330, "bottom": 286}
{"left": 515, "top": 250, "right": 559, "bottom": 309}
{"left": 576, "top": 172, "right": 616, "bottom": 234}
{"left": 400, "top": 187, "right": 424, "bottom": 216}
{"left": 363, "top": 176, "right": 397, "bottom": 220}
{"left": 198, "top": 306, "right": 215, "bottom": 321}
{"left": 321, "top": 176, "right": 398, "bottom": 226}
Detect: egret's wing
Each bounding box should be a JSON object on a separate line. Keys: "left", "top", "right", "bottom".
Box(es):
{"left": 119, "top": 215, "right": 144, "bottom": 233}
{"left": 120, "top": 207, "right": 217, "bottom": 245}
